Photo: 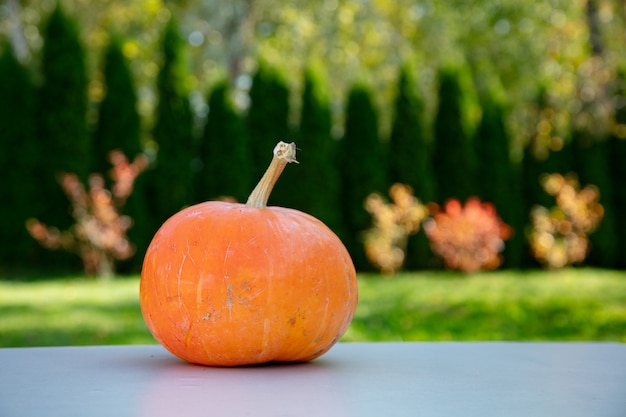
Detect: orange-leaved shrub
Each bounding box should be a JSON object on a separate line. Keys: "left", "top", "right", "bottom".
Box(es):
{"left": 27, "top": 150, "right": 148, "bottom": 278}
{"left": 364, "top": 183, "right": 428, "bottom": 275}
{"left": 528, "top": 173, "right": 603, "bottom": 269}
{"left": 423, "top": 197, "right": 511, "bottom": 273}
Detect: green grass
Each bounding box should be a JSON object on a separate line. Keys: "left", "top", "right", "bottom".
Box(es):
{"left": 0, "top": 276, "right": 153, "bottom": 347}
{"left": 344, "top": 269, "right": 626, "bottom": 342}
{"left": 1, "top": 269, "right": 625, "bottom": 347}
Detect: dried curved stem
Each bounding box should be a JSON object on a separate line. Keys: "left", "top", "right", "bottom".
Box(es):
{"left": 245, "top": 141, "right": 298, "bottom": 208}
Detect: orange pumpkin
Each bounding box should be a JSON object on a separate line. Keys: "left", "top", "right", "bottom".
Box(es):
{"left": 140, "top": 142, "right": 358, "bottom": 366}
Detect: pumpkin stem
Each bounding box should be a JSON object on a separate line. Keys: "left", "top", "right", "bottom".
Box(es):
{"left": 246, "top": 141, "right": 298, "bottom": 208}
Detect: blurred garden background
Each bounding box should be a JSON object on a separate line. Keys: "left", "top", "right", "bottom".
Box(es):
{"left": 0, "top": 0, "right": 625, "bottom": 346}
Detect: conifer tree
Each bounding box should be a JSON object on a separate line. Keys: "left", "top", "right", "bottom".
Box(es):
{"left": 246, "top": 59, "right": 291, "bottom": 204}
{"left": 93, "top": 35, "right": 142, "bottom": 175}
{"left": 93, "top": 34, "right": 150, "bottom": 269}
{"left": 389, "top": 63, "right": 434, "bottom": 201}
{"left": 197, "top": 79, "right": 252, "bottom": 203}
{"left": 388, "top": 63, "right": 435, "bottom": 269}
{"left": 0, "top": 43, "right": 39, "bottom": 268}
{"left": 284, "top": 64, "right": 341, "bottom": 232}
{"left": 340, "top": 81, "right": 387, "bottom": 270}
{"left": 148, "top": 17, "right": 195, "bottom": 225}
{"left": 609, "top": 68, "right": 626, "bottom": 269}
{"left": 432, "top": 65, "right": 476, "bottom": 204}
{"left": 521, "top": 83, "right": 575, "bottom": 267}
{"left": 37, "top": 3, "right": 90, "bottom": 232}
{"left": 573, "top": 131, "right": 618, "bottom": 267}
{"left": 474, "top": 86, "right": 524, "bottom": 268}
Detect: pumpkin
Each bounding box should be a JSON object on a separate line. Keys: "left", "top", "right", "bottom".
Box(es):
{"left": 140, "top": 142, "right": 358, "bottom": 366}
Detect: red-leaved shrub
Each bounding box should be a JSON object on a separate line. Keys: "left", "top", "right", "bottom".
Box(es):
{"left": 27, "top": 151, "right": 148, "bottom": 278}
{"left": 423, "top": 197, "right": 511, "bottom": 273}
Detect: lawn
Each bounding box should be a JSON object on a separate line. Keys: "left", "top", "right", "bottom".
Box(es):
{"left": 1, "top": 268, "right": 625, "bottom": 348}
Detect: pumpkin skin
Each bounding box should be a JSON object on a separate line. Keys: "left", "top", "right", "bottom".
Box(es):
{"left": 140, "top": 201, "right": 358, "bottom": 367}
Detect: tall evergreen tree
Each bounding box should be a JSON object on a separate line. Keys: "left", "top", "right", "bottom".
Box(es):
{"left": 573, "top": 131, "right": 618, "bottom": 268}
{"left": 388, "top": 63, "right": 435, "bottom": 269}
{"left": 432, "top": 65, "right": 477, "bottom": 204}
{"left": 474, "top": 85, "right": 524, "bottom": 268}
{"left": 197, "top": 79, "right": 252, "bottom": 203}
{"left": 282, "top": 64, "right": 341, "bottom": 233}
{"left": 0, "top": 42, "right": 39, "bottom": 269}
{"left": 93, "top": 35, "right": 142, "bottom": 175}
{"left": 339, "top": 81, "right": 387, "bottom": 270}
{"left": 246, "top": 59, "right": 291, "bottom": 205}
{"left": 389, "top": 63, "right": 434, "bottom": 201}
{"left": 94, "top": 34, "right": 150, "bottom": 270}
{"left": 609, "top": 68, "right": 626, "bottom": 269}
{"left": 148, "top": 17, "right": 196, "bottom": 226}
{"left": 521, "top": 83, "right": 575, "bottom": 267}
{"left": 37, "top": 3, "right": 90, "bottom": 231}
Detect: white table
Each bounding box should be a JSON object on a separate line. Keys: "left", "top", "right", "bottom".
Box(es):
{"left": 1, "top": 342, "right": 625, "bottom": 417}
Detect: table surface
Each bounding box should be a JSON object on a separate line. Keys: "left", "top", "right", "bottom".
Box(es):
{"left": 1, "top": 342, "right": 625, "bottom": 417}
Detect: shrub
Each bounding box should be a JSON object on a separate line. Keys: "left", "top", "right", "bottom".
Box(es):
{"left": 423, "top": 198, "right": 511, "bottom": 273}
{"left": 27, "top": 151, "right": 148, "bottom": 279}
{"left": 364, "top": 184, "right": 428, "bottom": 275}
{"left": 528, "top": 173, "right": 603, "bottom": 269}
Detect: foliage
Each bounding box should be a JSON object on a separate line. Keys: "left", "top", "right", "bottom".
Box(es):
{"left": 5, "top": 0, "right": 625, "bottom": 147}
{"left": 287, "top": 64, "right": 342, "bottom": 232}
{"left": 36, "top": 2, "right": 90, "bottom": 233}
{"left": 609, "top": 67, "right": 626, "bottom": 268}
{"left": 389, "top": 63, "right": 433, "bottom": 197}
{"left": 2, "top": 0, "right": 626, "bottom": 273}
{"left": 432, "top": 64, "right": 477, "bottom": 204}
{"left": 388, "top": 63, "right": 435, "bottom": 269}
{"left": 474, "top": 85, "right": 524, "bottom": 268}
{"left": 148, "top": 16, "right": 196, "bottom": 225}
{"left": 339, "top": 81, "right": 388, "bottom": 269}
{"left": 196, "top": 79, "right": 252, "bottom": 203}
{"left": 2, "top": 270, "right": 625, "bottom": 347}
{"left": 520, "top": 83, "right": 576, "bottom": 267}
{"left": 93, "top": 35, "right": 142, "bottom": 176}
{"left": 572, "top": 134, "right": 618, "bottom": 267}
{"left": 423, "top": 198, "right": 511, "bottom": 273}
{"left": 92, "top": 34, "right": 152, "bottom": 268}
{"left": 0, "top": 42, "right": 39, "bottom": 268}
{"left": 528, "top": 173, "right": 603, "bottom": 269}
{"left": 364, "top": 184, "right": 428, "bottom": 275}
{"left": 246, "top": 58, "right": 291, "bottom": 205}
{"left": 26, "top": 151, "right": 148, "bottom": 279}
